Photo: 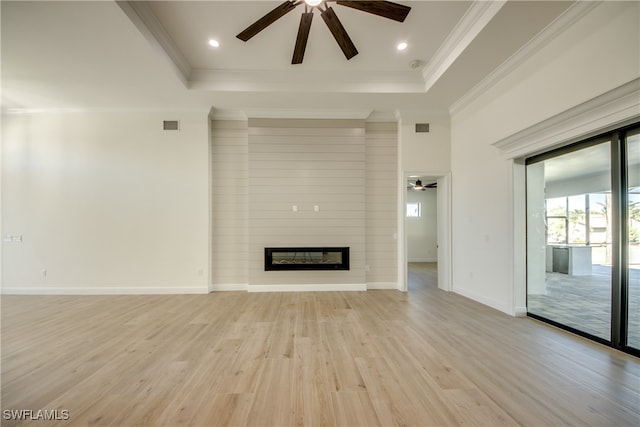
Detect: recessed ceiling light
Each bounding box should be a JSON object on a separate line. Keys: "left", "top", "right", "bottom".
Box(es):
{"left": 397, "top": 42, "right": 408, "bottom": 51}
{"left": 208, "top": 39, "right": 220, "bottom": 48}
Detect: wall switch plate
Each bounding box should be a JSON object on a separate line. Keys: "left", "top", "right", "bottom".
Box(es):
{"left": 314, "top": 205, "right": 319, "bottom": 212}
{"left": 292, "top": 205, "right": 298, "bottom": 212}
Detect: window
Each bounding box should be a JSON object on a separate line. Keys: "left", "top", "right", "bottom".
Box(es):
{"left": 406, "top": 202, "right": 421, "bottom": 217}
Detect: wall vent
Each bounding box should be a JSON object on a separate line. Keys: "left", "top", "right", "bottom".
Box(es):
{"left": 415, "top": 123, "right": 430, "bottom": 133}
{"left": 163, "top": 120, "right": 180, "bottom": 131}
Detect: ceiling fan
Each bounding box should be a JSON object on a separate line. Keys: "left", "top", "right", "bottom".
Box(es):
{"left": 408, "top": 179, "right": 437, "bottom": 190}
{"left": 236, "top": 0, "right": 411, "bottom": 64}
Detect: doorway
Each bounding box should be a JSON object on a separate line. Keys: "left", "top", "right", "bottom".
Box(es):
{"left": 400, "top": 173, "right": 451, "bottom": 292}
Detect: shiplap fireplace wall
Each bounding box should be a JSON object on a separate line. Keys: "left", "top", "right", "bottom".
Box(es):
{"left": 210, "top": 118, "right": 397, "bottom": 292}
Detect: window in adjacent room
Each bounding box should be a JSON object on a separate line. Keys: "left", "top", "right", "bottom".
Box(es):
{"left": 407, "top": 202, "right": 421, "bottom": 217}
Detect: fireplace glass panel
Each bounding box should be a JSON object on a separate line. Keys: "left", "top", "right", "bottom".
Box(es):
{"left": 265, "top": 247, "right": 350, "bottom": 271}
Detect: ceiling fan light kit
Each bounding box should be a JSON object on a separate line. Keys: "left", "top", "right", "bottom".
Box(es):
{"left": 236, "top": 0, "right": 411, "bottom": 64}
{"left": 409, "top": 179, "right": 437, "bottom": 190}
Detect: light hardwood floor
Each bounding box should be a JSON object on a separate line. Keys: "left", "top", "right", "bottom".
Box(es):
{"left": 2, "top": 263, "right": 639, "bottom": 426}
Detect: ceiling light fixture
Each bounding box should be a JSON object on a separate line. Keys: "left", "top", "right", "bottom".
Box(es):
{"left": 397, "top": 41, "right": 408, "bottom": 51}
{"left": 305, "top": 0, "right": 323, "bottom": 6}
{"left": 208, "top": 39, "right": 220, "bottom": 48}
{"left": 413, "top": 179, "right": 425, "bottom": 190}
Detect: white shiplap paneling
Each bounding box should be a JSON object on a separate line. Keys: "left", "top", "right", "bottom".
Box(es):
{"left": 366, "top": 122, "right": 398, "bottom": 287}
{"left": 248, "top": 119, "right": 366, "bottom": 287}
{"left": 210, "top": 120, "right": 248, "bottom": 288}
{"left": 210, "top": 118, "right": 399, "bottom": 291}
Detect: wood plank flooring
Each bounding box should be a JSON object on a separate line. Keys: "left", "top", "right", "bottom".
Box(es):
{"left": 2, "top": 263, "right": 639, "bottom": 426}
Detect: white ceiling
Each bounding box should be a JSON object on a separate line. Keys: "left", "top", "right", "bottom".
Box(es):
{"left": 1, "top": 0, "right": 575, "bottom": 118}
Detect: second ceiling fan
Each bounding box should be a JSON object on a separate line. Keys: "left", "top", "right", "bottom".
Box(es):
{"left": 236, "top": 0, "right": 411, "bottom": 64}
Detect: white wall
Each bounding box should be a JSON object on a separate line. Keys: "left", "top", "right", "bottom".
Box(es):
{"left": 397, "top": 111, "right": 451, "bottom": 291}
{"left": 407, "top": 188, "right": 437, "bottom": 262}
{"left": 399, "top": 111, "right": 450, "bottom": 174}
{"left": 450, "top": 1, "right": 640, "bottom": 314}
{"left": 1, "top": 111, "right": 210, "bottom": 293}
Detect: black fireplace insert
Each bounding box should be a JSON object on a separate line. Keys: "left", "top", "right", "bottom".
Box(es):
{"left": 264, "top": 247, "right": 350, "bottom": 271}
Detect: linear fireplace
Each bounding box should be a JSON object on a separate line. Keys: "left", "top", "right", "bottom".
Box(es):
{"left": 264, "top": 247, "right": 350, "bottom": 271}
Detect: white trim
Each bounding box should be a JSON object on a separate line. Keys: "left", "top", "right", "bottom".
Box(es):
{"left": 422, "top": 0, "right": 506, "bottom": 93}
{"left": 240, "top": 108, "right": 373, "bottom": 120}
{"left": 247, "top": 283, "right": 366, "bottom": 292}
{"left": 1, "top": 286, "right": 208, "bottom": 295}
{"left": 450, "top": 1, "right": 601, "bottom": 117}
{"left": 209, "top": 108, "right": 248, "bottom": 121}
{"left": 400, "top": 171, "right": 452, "bottom": 293}
{"left": 436, "top": 174, "right": 452, "bottom": 293}
{"left": 210, "top": 283, "right": 249, "bottom": 292}
{"left": 189, "top": 69, "right": 425, "bottom": 94}
{"left": 514, "top": 306, "right": 528, "bottom": 317}
{"left": 511, "top": 160, "right": 528, "bottom": 317}
{"left": 408, "top": 258, "right": 437, "bottom": 263}
{"left": 453, "top": 286, "right": 509, "bottom": 315}
{"left": 367, "top": 282, "right": 398, "bottom": 290}
{"left": 492, "top": 79, "right": 640, "bottom": 159}
{"left": 116, "top": 1, "right": 192, "bottom": 86}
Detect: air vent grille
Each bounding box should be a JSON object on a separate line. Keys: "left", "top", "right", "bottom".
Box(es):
{"left": 415, "top": 123, "right": 430, "bottom": 133}
{"left": 163, "top": 120, "right": 180, "bottom": 131}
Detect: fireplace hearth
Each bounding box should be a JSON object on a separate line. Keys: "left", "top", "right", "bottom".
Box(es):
{"left": 265, "top": 247, "right": 350, "bottom": 271}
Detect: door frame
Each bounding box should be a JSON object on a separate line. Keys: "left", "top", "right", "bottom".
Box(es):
{"left": 399, "top": 171, "right": 452, "bottom": 292}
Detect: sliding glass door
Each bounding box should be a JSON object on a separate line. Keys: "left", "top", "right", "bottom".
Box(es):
{"left": 626, "top": 128, "right": 640, "bottom": 351}
{"left": 526, "top": 123, "right": 639, "bottom": 355}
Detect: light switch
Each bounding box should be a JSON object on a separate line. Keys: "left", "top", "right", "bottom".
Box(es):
{"left": 314, "top": 205, "right": 320, "bottom": 212}
{"left": 293, "top": 205, "right": 298, "bottom": 212}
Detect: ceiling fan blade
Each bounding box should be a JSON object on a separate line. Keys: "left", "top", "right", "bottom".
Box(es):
{"left": 321, "top": 6, "right": 358, "bottom": 60}
{"left": 335, "top": 1, "right": 411, "bottom": 22}
{"left": 237, "top": 0, "right": 299, "bottom": 42}
{"left": 292, "top": 12, "right": 313, "bottom": 64}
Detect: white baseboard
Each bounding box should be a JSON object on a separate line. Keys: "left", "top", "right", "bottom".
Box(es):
{"left": 248, "top": 283, "right": 367, "bottom": 292}
{"left": 210, "top": 283, "right": 248, "bottom": 292}
{"left": 1, "top": 286, "right": 209, "bottom": 295}
{"left": 408, "top": 258, "right": 437, "bottom": 263}
{"left": 367, "top": 282, "right": 399, "bottom": 290}
{"left": 452, "top": 285, "right": 510, "bottom": 315}
{"left": 514, "top": 306, "right": 528, "bottom": 317}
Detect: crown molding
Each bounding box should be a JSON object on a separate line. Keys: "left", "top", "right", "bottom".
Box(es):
{"left": 116, "top": 1, "right": 192, "bottom": 86}
{"left": 240, "top": 108, "right": 373, "bottom": 120}
{"left": 422, "top": 0, "right": 507, "bottom": 93}
{"left": 492, "top": 79, "right": 640, "bottom": 159}
{"left": 208, "top": 108, "right": 401, "bottom": 121}
{"left": 450, "top": 1, "right": 601, "bottom": 117}
{"left": 209, "top": 108, "right": 248, "bottom": 121}
{"left": 189, "top": 69, "right": 425, "bottom": 93}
